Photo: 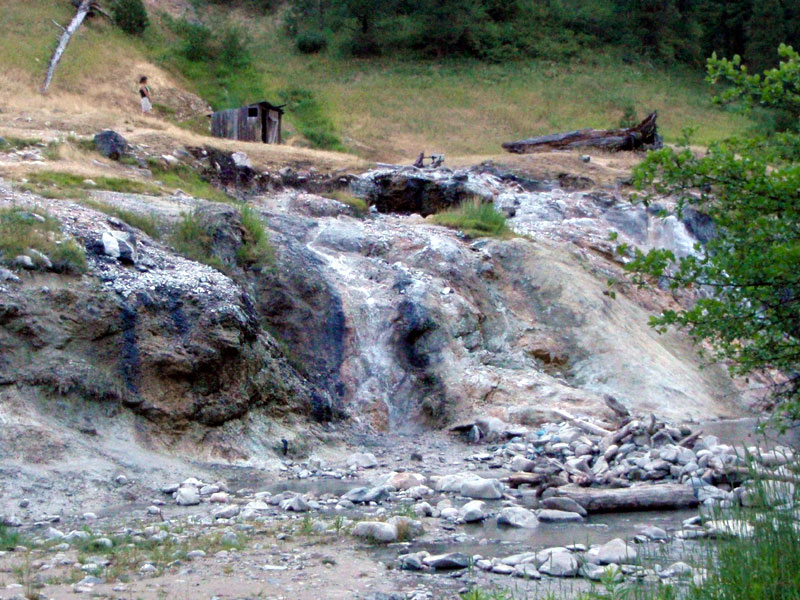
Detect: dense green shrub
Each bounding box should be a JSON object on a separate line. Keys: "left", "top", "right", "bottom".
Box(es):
{"left": 112, "top": 0, "right": 149, "bottom": 36}
{"left": 278, "top": 88, "right": 343, "bottom": 150}
{"left": 296, "top": 31, "right": 328, "bottom": 54}
{"left": 179, "top": 21, "right": 216, "bottom": 62}
{"left": 219, "top": 26, "right": 252, "bottom": 69}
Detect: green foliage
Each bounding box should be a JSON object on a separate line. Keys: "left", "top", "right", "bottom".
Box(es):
{"left": 431, "top": 199, "right": 512, "bottom": 239}
{"left": 171, "top": 210, "right": 224, "bottom": 271}
{"left": 165, "top": 17, "right": 251, "bottom": 67}
{"left": 0, "top": 525, "right": 27, "bottom": 550}
{"left": 628, "top": 128, "right": 800, "bottom": 420}
{"left": 322, "top": 190, "right": 368, "bottom": 215}
{"left": 296, "top": 31, "right": 328, "bottom": 54}
{"left": 237, "top": 205, "right": 274, "bottom": 268}
{"left": 281, "top": 0, "right": 796, "bottom": 63}
{"left": 0, "top": 207, "right": 87, "bottom": 273}
{"left": 278, "top": 88, "right": 343, "bottom": 150}
{"left": 707, "top": 43, "right": 800, "bottom": 130}
{"left": 171, "top": 206, "right": 273, "bottom": 272}
{"left": 112, "top": 0, "right": 149, "bottom": 36}
{"left": 20, "top": 170, "right": 161, "bottom": 198}
{"left": 678, "top": 454, "right": 800, "bottom": 600}
{"left": 0, "top": 136, "right": 43, "bottom": 150}
{"left": 147, "top": 161, "right": 232, "bottom": 203}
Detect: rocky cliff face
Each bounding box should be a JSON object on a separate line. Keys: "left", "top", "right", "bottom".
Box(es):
{"left": 0, "top": 160, "right": 750, "bottom": 483}
{"left": 0, "top": 184, "right": 331, "bottom": 475}
{"left": 253, "top": 167, "right": 744, "bottom": 432}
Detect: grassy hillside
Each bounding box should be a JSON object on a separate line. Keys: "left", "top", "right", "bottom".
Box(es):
{"left": 0, "top": 0, "right": 758, "bottom": 162}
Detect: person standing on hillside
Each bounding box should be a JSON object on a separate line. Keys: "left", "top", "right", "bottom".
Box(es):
{"left": 139, "top": 76, "right": 152, "bottom": 114}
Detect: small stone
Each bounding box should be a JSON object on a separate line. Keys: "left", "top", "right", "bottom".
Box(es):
{"left": 514, "top": 563, "right": 542, "bottom": 579}
{"left": 213, "top": 505, "right": 240, "bottom": 519}
{"left": 14, "top": 255, "right": 34, "bottom": 270}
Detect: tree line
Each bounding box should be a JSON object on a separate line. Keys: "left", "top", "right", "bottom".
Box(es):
{"left": 278, "top": 0, "right": 799, "bottom": 68}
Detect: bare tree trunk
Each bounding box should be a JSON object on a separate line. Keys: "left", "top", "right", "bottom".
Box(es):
{"left": 552, "top": 482, "right": 699, "bottom": 513}
{"left": 502, "top": 112, "right": 661, "bottom": 154}
{"left": 41, "top": 0, "right": 93, "bottom": 94}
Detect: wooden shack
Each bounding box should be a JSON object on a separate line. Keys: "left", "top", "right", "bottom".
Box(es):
{"left": 211, "top": 101, "right": 285, "bottom": 144}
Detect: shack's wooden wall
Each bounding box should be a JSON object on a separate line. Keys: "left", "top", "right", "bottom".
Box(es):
{"left": 211, "top": 107, "right": 261, "bottom": 142}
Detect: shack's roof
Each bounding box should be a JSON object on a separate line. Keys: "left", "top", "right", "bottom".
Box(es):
{"left": 212, "top": 101, "right": 286, "bottom": 115}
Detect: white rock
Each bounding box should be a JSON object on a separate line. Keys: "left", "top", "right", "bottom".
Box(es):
{"left": 231, "top": 152, "right": 253, "bottom": 169}
{"left": 497, "top": 506, "right": 538, "bottom": 529}
{"left": 588, "top": 538, "right": 638, "bottom": 565}
{"left": 175, "top": 486, "right": 200, "bottom": 506}
{"left": 347, "top": 453, "right": 378, "bottom": 469}
{"left": 536, "top": 548, "right": 578, "bottom": 577}
{"left": 351, "top": 521, "right": 397, "bottom": 543}
{"left": 460, "top": 478, "right": 504, "bottom": 500}
{"left": 458, "top": 500, "right": 487, "bottom": 523}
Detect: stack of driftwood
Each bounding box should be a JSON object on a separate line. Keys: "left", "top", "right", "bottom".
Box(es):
{"left": 454, "top": 404, "right": 796, "bottom": 514}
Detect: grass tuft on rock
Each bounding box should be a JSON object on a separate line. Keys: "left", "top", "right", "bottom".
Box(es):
{"left": 431, "top": 199, "right": 512, "bottom": 239}
{"left": 171, "top": 210, "right": 225, "bottom": 271}
{"left": 0, "top": 207, "right": 87, "bottom": 273}
{"left": 20, "top": 171, "right": 160, "bottom": 198}
{"left": 80, "top": 199, "right": 162, "bottom": 239}
{"left": 147, "top": 161, "right": 233, "bottom": 203}
{"left": 236, "top": 205, "right": 274, "bottom": 268}
{"left": 322, "top": 190, "right": 368, "bottom": 216}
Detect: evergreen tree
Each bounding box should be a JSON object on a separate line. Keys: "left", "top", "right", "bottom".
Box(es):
{"left": 745, "top": 0, "right": 787, "bottom": 73}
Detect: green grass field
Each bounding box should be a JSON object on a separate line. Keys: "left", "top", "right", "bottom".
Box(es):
{"left": 0, "top": 0, "right": 759, "bottom": 161}
{"left": 147, "top": 5, "right": 757, "bottom": 160}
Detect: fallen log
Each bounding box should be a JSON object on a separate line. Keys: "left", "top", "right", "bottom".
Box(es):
{"left": 42, "top": 0, "right": 94, "bottom": 93}
{"left": 551, "top": 408, "right": 611, "bottom": 437}
{"left": 551, "top": 482, "right": 699, "bottom": 513}
{"left": 502, "top": 112, "right": 661, "bottom": 154}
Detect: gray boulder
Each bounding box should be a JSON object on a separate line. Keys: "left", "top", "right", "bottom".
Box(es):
{"left": 514, "top": 564, "right": 542, "bottom": 579}
{"left": 460, "top": 478, "right": 504, "bottom": 500}
{"left": 497, "top": 506, "right": 538, "bottom": 529}
{"left": 536, "top": 548, "right": 579, "bottom": 577}
{"left": 458, "top": 500, "right": 488, "bottom": 523}
{"left": 588, "top": 538, "right": 638, "bottom": 565}
{"left": 176, "top": 486, "right": 200, "bottom": 506}
{"left": 423, "top": 552, "right": 471, "bottom": 570}
{"left": 94, "top": 130, "right": 128, "bottom": 160}
{"left": 341, "top": 486, "right": 389, "bottom": 504}
{"left": 352, "top": 521, "right": 397, "bottom": 543}
{"left": 541, "top": 496, "right": 588, "bottom": 517}
{"left": 347, "top": 452, "right": 378, "bottom": 469}
{"left": 537, "top": 509, "right": 584, "bottom": 523}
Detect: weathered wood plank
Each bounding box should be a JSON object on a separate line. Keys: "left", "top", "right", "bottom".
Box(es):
{"left": 551, "top": 483, "right": 699, "bottom": 513}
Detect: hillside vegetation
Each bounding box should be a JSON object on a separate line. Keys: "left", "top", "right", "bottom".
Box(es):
{"left": 0, "top": 0, "right": 772, "bottom": 161}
